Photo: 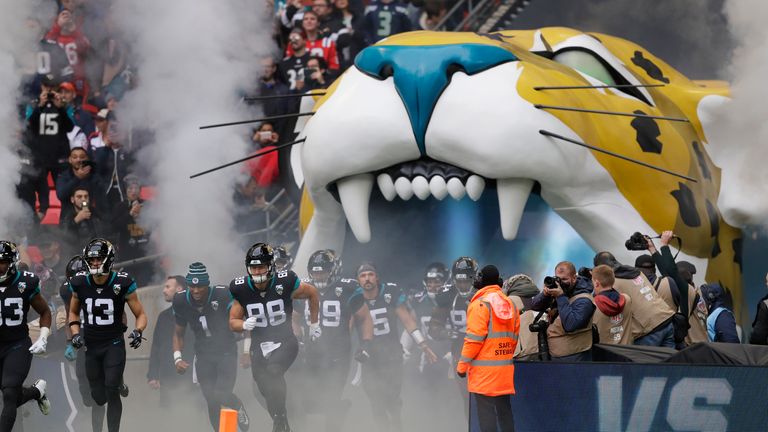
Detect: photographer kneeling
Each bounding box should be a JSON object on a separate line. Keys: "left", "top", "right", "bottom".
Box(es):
{"left": 530, "top": 262, "right": 595, "bottom": 361}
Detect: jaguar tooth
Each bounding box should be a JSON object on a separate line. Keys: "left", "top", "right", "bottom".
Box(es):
{"left": 376, "top": 174, "right": 396, "bottom": 201}
{"left": 337, "top": 173, "right": 374, "bottom": 242}
{"left": 412, "top": 176, "right": 430, "bottom": 200}
{"left": 447, "top": 178, "right": 466, "bottom": 200}
{"left": 429, "top": 176, "right": 448, "bottom": 200}
{"left": 466, "top": 175, "right": 486, "bottom": 201}
{"left": 394, "top": 177, "right": 414, "bottom": 200}
{"left": 497, "top": 178, "right": 534, "bottom": 240}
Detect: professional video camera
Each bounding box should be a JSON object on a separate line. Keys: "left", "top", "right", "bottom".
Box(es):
{"left": 529, "top": 311, "right": 551, "bottom": 361}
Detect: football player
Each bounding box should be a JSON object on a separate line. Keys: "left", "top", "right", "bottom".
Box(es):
{"left": 429, "top": 256, "right": 478, "bottom": 413}
{"left": 357, "top": 262, "right": 437, "bottom": 432}
{"left": 303, "top": 250, "right": 373, "bottom": 431}
{"left": 68, "top": 238, "right": 148, "bottom": 432}
{"left": 172, "top": 262, "right": 249, "bottom": 431}
{"left": 0, "top": 241, "right": 51, "bottom": 431}
{"left": 229, "top": 243, "right": 320, "bottom": 432}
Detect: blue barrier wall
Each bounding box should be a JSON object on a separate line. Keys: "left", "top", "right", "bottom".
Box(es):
{"left": 469, "top": 361, "right": 768, "bottom": 432}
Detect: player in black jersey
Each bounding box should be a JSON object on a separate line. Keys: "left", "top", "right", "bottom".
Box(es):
{"left": 68, "top": 238, "right": 148, "bottom": 432}
{"left": 429, "top": 256, "right": 478, "bottom": 415}
{"left": 273, "top": 247, "right": 293, "bottom": 273}
{"left": 356, "top": 262, "right": 437, "bottom": 432}
{"left": 229, "top": 243, "right": 320, "bottom": 432}
{"left": 172, "top": 262, "right": 249, "bottom": 431}
{"left": 0, "top": 241, "right": 52, "bottom": 432}
{"left": 301, "top": 250, "right": 373, "bottom": 432}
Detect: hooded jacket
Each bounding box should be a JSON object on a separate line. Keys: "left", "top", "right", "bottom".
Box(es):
{"left": 700, "top": 283, "right": 739, "bottom": 343}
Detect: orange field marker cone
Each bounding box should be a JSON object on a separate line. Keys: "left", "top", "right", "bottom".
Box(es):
{"left": 219, "top": 408, "right": 238, "bottom": 432}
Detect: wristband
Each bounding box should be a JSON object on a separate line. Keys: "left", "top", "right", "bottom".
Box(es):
{"left": 173, "top": 350, "right": 183, "bottom": 364}
{"left": 411, "top": 329, "right": 426, "bottom": 345}
{"left": 38, "top": 327, "right": 50, "bottom": 340}
{"left": 68, "top": 321, "right": 81, "bottom": 328}
{"left": 243, "top": 338, "right": 251, "bottom": 354}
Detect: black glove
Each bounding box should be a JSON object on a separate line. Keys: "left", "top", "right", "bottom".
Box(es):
{"left": 128, "top": 329, "right": 145, "bottom": 349}
{"left": 456, "top": 370, "right": 466, "bottom": 378}
{"left": 71, "top": 334, "right": 84, "bottom": 349}
{"left": 354, "top": 341, "right": 371, "bottom": 363}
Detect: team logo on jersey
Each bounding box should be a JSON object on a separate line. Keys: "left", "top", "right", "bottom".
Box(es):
{"left": 335, "top": 286, "right": 343, "bottom": 297}
{"left": 276, "top": 284, "right": 284, "bottom": 295}
{"left": 260, "top": 291, "right": 266, "bottom": 298}
{"left": 113, "top": 284, "right": 121, "bottom": 295}
{"left": 211, "top": 300, "right": 219, "bottom": 311}
{"left": 96, "top": 288, "right": 103, "bottom": 294}
{"left": 384, "top": 293, "right": 392, "bottom": 304}
{"left": 17, "top": 282, "right": 26, "bottom": 293}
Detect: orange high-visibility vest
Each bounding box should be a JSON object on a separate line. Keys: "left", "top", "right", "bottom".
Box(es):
{"left": 456, "top": 285, "right": 520, "bottom": 396}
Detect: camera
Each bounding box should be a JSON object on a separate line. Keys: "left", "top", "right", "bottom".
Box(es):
{"left": 577, "top": 267, "right": 592, "bottom": 279}
{"left": 303, "top": 67, "right": 318, "bottom": 79}
{"left": 625, "top": 231, "right": 648, "bottom": 251}
{"left": 529, "top": 311, "right": 551, "bottom": 361}
{"left": 543, "top": 276, "right": 560, "bottom": 289}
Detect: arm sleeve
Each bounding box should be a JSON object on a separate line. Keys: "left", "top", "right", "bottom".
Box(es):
{"left": 750, "top": 302, "right": 768, "bottom": 345}
{"left": 556, "top": 296, "right": 595, "bottom": 332}
{"left": 529, "top": 291, "right": 553, "bottom": 312}
{"left": 457, "top": 301, "right": 489, "bottom": 373}
{"left": 715, "top": 311, "right": 740, "bottom": 343}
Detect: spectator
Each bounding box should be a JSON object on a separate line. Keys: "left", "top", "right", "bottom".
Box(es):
{"left": 147, "top": 276, "right": 194, "bottom": 406}
{"left": 26, "top": 77, "right": 75, "bottom": 185}
{"left": 45, "top": 9, "right": 92, "bottom": 99}
{"left": 334, "top": 0, "right": 366, "bottom": 70}
{"left": 362, "top": 0, "right": 411, "bottom": 45}
{"left": 591, "top": 265, "right": 633, "bottom": 345}
{"left": 60, "top": 81, "right": 96, "bottom": 139}
{"left": 62, "top": 186, "right": 105, "bottom": 243}
{"left": 35, "top": 228, "right": 67, "bottom": 277}
{"left": 530, "top": 261, "right": 595, "bottom": 361}
{"left": 110, "top": 175, "right": 152, "bottom": 285}
{"left": 252, "top": 122, "right": 280, "bottom": 150}
{"left": 750, "top": 272, "right": 768, "bottom": 345}
{"left": 56, "top": 147, "right": 104, "bottom": 223}
{"left": 255, "top": 57, "right": 294, "bottom": 119}
{"left": 304, "top": 57, "right": 330, "bottom": 90}
{"left": 88, "top": 108, "right": 110, "bottom": 151}
{"left": 594, "top": 251, "right": 676, "bottom": 348}
{"left": 279, "top": 0, "right": 309, "bottom": 37}
{"left": 285, "top": 11, "right": 340, "bottom": 71}
{"left": 94, "top": 121, "right": 135, "bottom": 210}
{"left": 16, "top": 133, "right": 49, "bottom": 226}
{"left": 700, "top": 283, "right": 740, "bottom": 343}
{"left": 280, "top": 29, "right": 312, "bottom": 92}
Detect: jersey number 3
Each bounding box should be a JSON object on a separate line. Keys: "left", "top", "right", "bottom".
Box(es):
{"left": 0, "top": 298, "right": 24, "bottom": 327}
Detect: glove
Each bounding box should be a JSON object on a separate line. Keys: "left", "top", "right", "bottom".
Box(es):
{"left": 128, "top": 329, "right": 145, "bottom": 349}
{"left": 354, "top": 341, "right": 371, "bottom": 363}
{"left": 242, "top": 316, "right": 259, "bottom": 331}
{"left": 29, "top": 327, "right": 49, "bottom": 355}
{"left": 71, "top": 334, "right": 84, "bottom": 349}
{"left": 457, "top": 370, "right": 466, "bottom": 378}
{"left": 309, "top": 322, "right": 322, "bottom": 342}
{"left": 64, "top": 342, "right": 77, "bottom": 361}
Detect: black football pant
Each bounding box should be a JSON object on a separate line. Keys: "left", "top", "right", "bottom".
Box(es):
{"left": 75, "top": 347, "right": 106, "bottom": 431}
{"left": 250, "top": 336, "right": 298, "bottom": 422}
{"left": 470, "top": 393, "right": 515, "bottom": 432}
{"left": 0, "top": 339, "right": 39, "bottom": 432}
{"left": 361, "top": 352, "right": 403, "bottom": 432}
{"left": 304, "top": 353, "right": 351, "bottom": 431}
{"left": 85, "top": 339, "right": 126, "bottom": 432}
{"left": 196, "top": 352, "right": 241, "bottom": 431}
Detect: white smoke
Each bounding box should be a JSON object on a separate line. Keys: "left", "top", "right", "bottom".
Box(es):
{"left": 707, "top": 0, "right": 768, "bottom": 227}
{"left": 113, "top": 0, "right": 271, "bottom": 277}
{"left": 0, "top": 1, "right": 41, "bottom": 240}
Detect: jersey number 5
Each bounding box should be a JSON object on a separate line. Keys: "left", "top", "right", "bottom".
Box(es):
{"left": 370, "top": 307, "right": 390, "bottom": 336}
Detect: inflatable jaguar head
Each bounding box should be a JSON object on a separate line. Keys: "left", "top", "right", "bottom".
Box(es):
{"left": 290, "top": 27, "right": 743, "bottom": 312}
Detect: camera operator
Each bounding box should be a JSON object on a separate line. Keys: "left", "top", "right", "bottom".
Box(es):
{"left": 593, "top": 250, "right": 676, "bottom": 348}
{"left": 591, "top": 265, "right": 633, "bottom": 344}
{"left": 26, "top": 77, "right": 75, "bottom": 186}
{"left": 503, "top": 274, "right": 541, "bottom": 357}
{"left": 530, "top": 261, "right": 595, "bottom": 361}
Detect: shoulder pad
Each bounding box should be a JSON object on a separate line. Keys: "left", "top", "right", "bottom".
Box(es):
{"left": 230, "top": 276, "right": 247, "bottom": 289}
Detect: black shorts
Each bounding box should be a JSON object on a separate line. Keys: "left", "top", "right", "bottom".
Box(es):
{"left": 85, "top": 338, "right": 126, "bottom": 389}
{"left": 0, "top": 338, "right": 32, "bottom": 388}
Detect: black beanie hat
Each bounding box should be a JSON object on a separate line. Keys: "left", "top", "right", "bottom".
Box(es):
{"left": 474, "top": 265, "right": 502, "bottom": 289}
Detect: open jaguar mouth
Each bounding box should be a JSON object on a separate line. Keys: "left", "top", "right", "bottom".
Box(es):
{"left": 327, "top": 158, "right": 534, "bottom": 244}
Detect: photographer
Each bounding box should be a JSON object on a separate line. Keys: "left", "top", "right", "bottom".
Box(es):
{"left": 304, "top": 57, "right": 330, "bottom": 90}
{"left": 591, "top": 265, "right": 633, "bottom": 345}
{"left": 26, "top": 77, "right": 75, "bottom": 185}
{"left": 593, "top": 251, "right": 676, "bottom": 348}
{"left": 503, "top": 274, "right": 542, "bottom": 358}
{"left": 110, "top": 175, "right": 153, "bottom": 285}
{"left": 62, "top": 186, "right": 106, "bottom": 243}
{"left": 530, "top": 261, "right": 595, "bottom": 361}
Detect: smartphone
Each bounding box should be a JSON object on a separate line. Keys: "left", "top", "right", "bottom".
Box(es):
{"left": 259, "top": 131, "right": 272, "bottom": 140}
{"left": 82, "top": 201, "right": 88, "bottom": 210}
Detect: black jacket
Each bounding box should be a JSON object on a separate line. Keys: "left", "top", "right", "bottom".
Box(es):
{"left": 750, "top": 294, "right": 768, "bottom": 345}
